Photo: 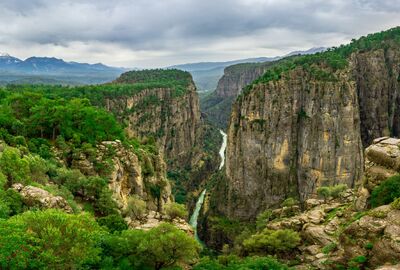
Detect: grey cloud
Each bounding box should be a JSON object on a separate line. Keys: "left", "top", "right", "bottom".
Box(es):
{"left": 0, "top": 0, "right": 399, "bottom": 67}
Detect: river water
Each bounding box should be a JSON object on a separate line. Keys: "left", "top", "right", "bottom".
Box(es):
{"left": 189, "top": 129, "right": 227, "bottom": 241}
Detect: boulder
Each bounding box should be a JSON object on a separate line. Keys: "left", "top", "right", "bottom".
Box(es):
{"left": 12, "top": 183, "right": 73, "bottom": 213}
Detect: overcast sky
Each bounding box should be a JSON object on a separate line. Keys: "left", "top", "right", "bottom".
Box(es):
{"left": 0, "top": 0, "right": 399, "bottom": 68}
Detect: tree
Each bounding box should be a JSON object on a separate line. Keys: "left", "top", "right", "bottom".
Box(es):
{"left": 0, "top": 209, "right": 105, "bottom": 269}
{"left": 97, "top": 214, "right": 128, "bottom": 233}
{"left": 164, "top": 202, "right": 188, "bottom": 221}
{"left": 243, "top": 229, "right": 301, "bottom": 255}
{"left": 0, "top": 146, "right": 30, "bottom": 185}
{"left": 142, "top": 223, "right": 200, "bottom": 270}
{"left": 124, "top": 195, "right": 147, "bottom": 220}
{"left": 100, "top": 223, "right": 200, "bottom": 269}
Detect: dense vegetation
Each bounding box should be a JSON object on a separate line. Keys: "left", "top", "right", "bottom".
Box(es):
{"left": 370, "top": 174, "right": 400, "bottom": 207}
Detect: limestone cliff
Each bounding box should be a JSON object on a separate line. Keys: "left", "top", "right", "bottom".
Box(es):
{"left": 223, "top": 67, "right": 364, "bottom": 220}
{"left": 106, "top": 70, "right": 202, "bottom": 169}
{"left": 215, "top": 29, "right": 400, "bottom": 221}
{"left": 201, "top": 62, "right": 273, "bottom": 129}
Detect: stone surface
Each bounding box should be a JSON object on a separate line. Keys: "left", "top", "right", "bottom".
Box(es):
{"left": 364, "top": 137, "right": 400, "bottom": 190}
{"left": 105, "top": 83, "right": 202, "bottom": 169}
{"left": 216, "top": 45, "right": 400, "bottom": 221}
{"left": 12, "top": 183, "right": 73, "bottom": 213}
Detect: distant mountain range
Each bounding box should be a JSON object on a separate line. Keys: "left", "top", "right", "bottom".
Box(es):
{"left": 0, "top": 53, "right": 127, "bottom": 85}
{"left": 168, "top": 47, "right": 326, "bottom": 91}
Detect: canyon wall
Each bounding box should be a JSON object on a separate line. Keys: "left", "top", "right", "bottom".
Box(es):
{"left": 215, "top": 45, "right": 400, "bottom": 221}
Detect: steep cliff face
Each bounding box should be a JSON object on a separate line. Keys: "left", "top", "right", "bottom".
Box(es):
{"left": 104, "top": 85, "right": 201, "bottom": 169}
{"left": 217, "top": 31, "right": 400, "bottom": 220}
{"left": 223, "top": 68, "right": 364, "bottom": 220}
{"left": 201, "top": 62, "right": 272, "bottom": 129}
{"left": 352, "top": 47, "right": 400, "bottom": 146}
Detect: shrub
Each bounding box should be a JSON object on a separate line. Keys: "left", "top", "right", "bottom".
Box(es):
{"left": 243, "top": 229, "right": 301, "bottom": 255}
{"left": 391, "top": 197, "right": 400, "bottom": 210}
{"left": 256, "top": 210, "right": 273, "bottom": 230}
{"left": 317, "top": 184, "right": 348, "bottom": 202}
{"left": 193, "top": 255, "right": 290, "bottom": 270}
{"left": 0, "top": 209, "right": 105, "bottom": 269}
{"left": 281, "top": 197, "right": 299, "bottom": 208}
{"left": 322, "top": 242, "right": 337, "bottom": 254}
{"left": 371, "top": 175, "right": 400, "bottom": 207}
{"left": 97, "top": 214, "right": 128, "bottom": 233}
{"left": 164, "top": 202, "right": 188, "bottom": 221}
{"left": 124, "top": 196, "right": 147, "bottom": 220}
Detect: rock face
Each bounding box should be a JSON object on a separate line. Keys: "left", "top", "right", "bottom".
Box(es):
{"left": 223, "top": 68, "right": 364, "bottom": 220}
{"left": 105, "top": 84, "right": 202, "bottom": 169}
{"left": 201, "top": 62, "right": 273, "bottom": 129}
{"left": 364, "top": 137, "right": 400, "bottom": 191}
{"left": 12, "top": 183, "right": 73, "bottom": 213}
{"left": 219, "top": 44, "right": 400, "bottom": 221}
{"left": 66, "top": 140, "right": 173, "bottom": 212}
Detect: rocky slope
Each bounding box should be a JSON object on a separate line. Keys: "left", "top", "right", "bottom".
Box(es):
{"left": 105, "top": 70, "right": 202, "bottom": 169}
{"left": 212, "top": 28, "right": 400, "bottom": 221}
{"left": 58, "top": 140, "right": 173, "bottom": 212}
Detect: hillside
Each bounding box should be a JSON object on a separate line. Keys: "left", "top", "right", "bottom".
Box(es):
{"left": 0, "top": 54, "right": 126, "bottom": 85}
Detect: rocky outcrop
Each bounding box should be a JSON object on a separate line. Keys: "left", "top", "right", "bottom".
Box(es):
{"left": 65, "top": 140, "right": 173, "bottom": 212}
{"left": 218, "top": 41, "right": 400, "bottom": 220}
{"left": 261, "top": 193, "right": 400, "bottom": 269}
{"left": 127, "top": 210, "right": 194, "bottom": 235}
{"left": 12, "top": 183, "right": 73, "bottom": 213}
{"left": 105, "top": 83, "right": 202, "bottom": 169}
{"left": 364, "top": 137, "right": 400, "bottom": 190}
{"left": 223, "top": 67, "right": 364, "bottom": 220}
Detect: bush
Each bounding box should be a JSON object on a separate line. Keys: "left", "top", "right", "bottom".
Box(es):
{"left": 97, "top": 214, "right": 128, "bottom": 233}
{"left": 124, "top": 196, "right": 147, "bottom": 220}
{"left": 0, "top": 209, "right": 105, "bottom": 269}
{"left": 164, "top": 202, "right": 188, "bottom": 221}
{"left": 371, "top": 175, "right": 400, "bottom": 207}
{"left": 281, "top": 197, "right": 299, "bottom": 208}
{"left": 391, "top": 197, "right": 400, "bottom": 210}
{"left": 243, "top": 228, "right": 301, "bottom": 255}
{"left": 193, "top": 255, "right": 290, "bottom": 270}
{"left": 317, "top": 184, "right": 348, "bottom": 202}
{"left": 256, "top": 210, "right": 273, "bottom": 230}
{"left": 101, "top": 222, "right": 200, "bottom": 269}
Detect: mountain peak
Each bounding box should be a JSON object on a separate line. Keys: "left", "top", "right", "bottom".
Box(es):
{"left": 0, "top": 52, "right": 11, "bottom": 57}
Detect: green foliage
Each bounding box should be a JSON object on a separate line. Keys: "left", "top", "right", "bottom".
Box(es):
{"left": 0, "top": 209, "right": 105, "bottom": 269}
{"left": 97, "top": 214, "right": 128, "bottom": 233}
{"left": 243, "top": 228, "right": 301, "bottom": 255}
{"left": 0, "top": 146, "right": 30, "bottom": 185}
{"left": 281, "top": 197, "right": 299, "bottom": 208}
{"left": 101, "top": 222, "right": 200, "bottom": 269}
{"left": 164, "top": 202, "right": 188, "bottom": 221}
{"left": 256, "top": 210, "right": 273, "bottom": 230}
{"left": 317, "top": 184, "right": 347, "bottom": 201}
{"left": 193, "top": 255, "right": 290, "bottom": 270}
{"left": 391, "top": 197, "right": 400, "bottom": 210}
{"left": 322, "top": 242, "right": 337, "bottom": 254}
{"left": 124, "top": 195, "right": 147, "bottom": 220}
{"left": 371, "top": 175, "right": 400, "bottom": 207}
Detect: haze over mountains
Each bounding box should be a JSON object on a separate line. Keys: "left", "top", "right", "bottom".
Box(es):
{"left": 0, "top": 53, "right": 127, "bottom": 85}
{"left": 169, "top": 47, "right": 326, "bottom": 91}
